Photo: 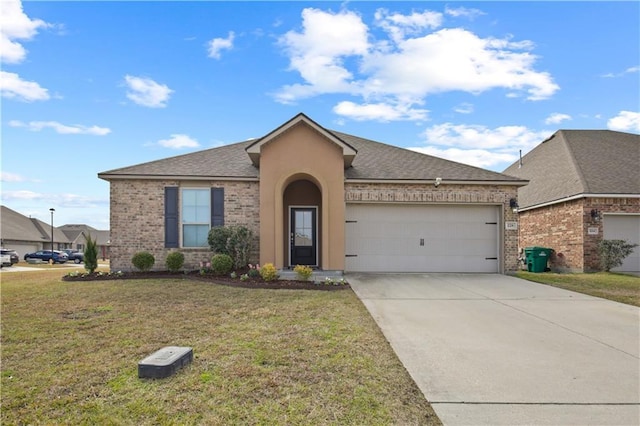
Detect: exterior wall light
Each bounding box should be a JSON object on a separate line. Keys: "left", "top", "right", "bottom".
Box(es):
{"left": 509, "top": 198, "right": 519, "bottom": 213}
{"left": 590, "top": 209, "right": 602, "bottom": 222}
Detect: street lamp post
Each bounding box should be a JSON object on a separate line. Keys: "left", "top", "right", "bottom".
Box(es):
{"left": 49, "top": 208, "right": 55, "bottom": 251}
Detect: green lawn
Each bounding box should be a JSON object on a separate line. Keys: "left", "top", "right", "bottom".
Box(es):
{"left": 1, "top": 271, "right": 440, "bottom": 425}
{"left": 516, "top": 271, "right": 640, "bottom": 307}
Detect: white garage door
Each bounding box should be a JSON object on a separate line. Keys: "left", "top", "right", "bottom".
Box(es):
{"left": 603, "top": 214, "right": 640, "bottom": 272}
{"left": 345, "top": 204, "right": 500, "bottom": 273}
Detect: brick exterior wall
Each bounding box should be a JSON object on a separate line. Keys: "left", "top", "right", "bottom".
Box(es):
{"left": 109, "top": 179, "right": 260, "bottom": 272}
{"left": 518, "top": 197, "right": 640, "bottom": 272}
{"left": 109, "top": 179, "right": 521, "bottom": 273}
{"left": 344, "top": 183, "right": 521, "bottom": 272}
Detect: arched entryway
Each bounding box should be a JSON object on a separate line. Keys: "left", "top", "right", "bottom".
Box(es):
{"left": 283, "top": 179, "right": 322, "bottom": 267}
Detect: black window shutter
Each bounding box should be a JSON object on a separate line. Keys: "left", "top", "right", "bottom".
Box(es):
{"left": 211, "top": 188, "right": 224, "bottom": 227}
{"left": 165, "top": 187, "right": 179, "bottom": 248}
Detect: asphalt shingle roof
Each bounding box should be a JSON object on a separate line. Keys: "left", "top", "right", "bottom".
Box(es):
{"left": 503, "top": 130, "right": 640, "bottom": 209}
{"left": 99, "top": 122, "right": 524, "bottom": 184}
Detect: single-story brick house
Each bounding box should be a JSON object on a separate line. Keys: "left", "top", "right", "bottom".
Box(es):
{"left": 503, "top": 130, "right": 640, "bottom": 272}
{"left": 99, "top": 113, "right": 527, "bottom": 274}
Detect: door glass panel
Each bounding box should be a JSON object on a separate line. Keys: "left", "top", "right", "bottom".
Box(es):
{"left": 294, "top": 210, "right": 312, "bottom": 246}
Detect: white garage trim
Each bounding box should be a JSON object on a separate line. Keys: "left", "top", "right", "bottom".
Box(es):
{"left": 603, "top": 214, "right": 640, "bottom": 272}
{"left": 345, "top": 203, "right": 501, "bottom": 273}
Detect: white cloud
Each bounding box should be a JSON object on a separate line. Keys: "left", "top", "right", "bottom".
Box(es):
{"left": 375, "top": 8, "right": 442, "bottom": 43}
{"left": 275, "top": 8, "right": 370, "bottom": 104}
{"left": 544, "top": 113, "right": 571, "bottom": 125}
{"left": 444, "top": 6, "right": 485, "bottom": 19}
{"left": 602, "top": 65, "right": 640, "bottom": 78}
{"left": 454, "top": 103, "right": 474, "bottom": 114}
{"left": 124, "top": 75, "right": 173, "bottom": 108}
{"left": 1, "top": 190, "right": 107, "bottom": 207}
{"left": 1, "top": 171, "right": 25, "bottom": 182}
{"left": 0, "top": 71, "right": 49, "bottom": 102}
{"left": 207, "top": 31, "right": 235, "bottom": 59}
{"left": 333, "top": 100, "right": 428, "bottom": 122}
{"left": 410, "top": 146, "right": 517, "bottom": 169}
{"left": 607, "top": 111, "right": 640, "bottom": 133}
{"left": 275, "top": 7, "right": 559, "bottom": 122}
{"left": 9, "top": 120, "right": 111, "bottom": 135}
{"left": 157, "top": 134, "right": 200, "bottom": 149}
{"left": 0, "top": 0, "right": 50, "bottom": 64}
{"left": 406, "top": 122, "right": 551, "bottom": 169}
{"left": 422, "top": 123, "right": 549, "bottom": 150}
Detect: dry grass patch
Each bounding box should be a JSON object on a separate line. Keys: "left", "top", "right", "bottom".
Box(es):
{"left": 516, "top": 271, "right": 640, "bottom": 307}
{"left": 1, "top": 271, "right": 440, "bottom": 425}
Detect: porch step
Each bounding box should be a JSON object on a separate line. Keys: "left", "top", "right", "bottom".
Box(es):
{"left": 278, "top": 269, "right": 343, "bottom": 282}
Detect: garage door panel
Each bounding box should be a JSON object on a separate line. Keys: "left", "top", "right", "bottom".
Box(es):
{"left": 346, "top": 204, "right": 499, "bottom": 273}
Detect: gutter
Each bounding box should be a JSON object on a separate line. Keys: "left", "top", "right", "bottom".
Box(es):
{"left": 518, "top": 193, "right": 640, "bottom": 212}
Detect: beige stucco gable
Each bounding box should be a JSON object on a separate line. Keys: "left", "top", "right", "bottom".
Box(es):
{"left": 253, "top": 119, "right": 347, "bottom": 270}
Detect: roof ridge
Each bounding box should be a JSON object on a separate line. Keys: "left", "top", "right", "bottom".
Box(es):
{"left": 30, "top": 218, "right": 49, "bottom": 241}
{"left": 556, "top": 130, "right": 590, "bottom": 193}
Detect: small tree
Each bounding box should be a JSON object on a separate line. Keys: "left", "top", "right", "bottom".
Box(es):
{"left": 598, "top": 239, "right": 638, "bottom": 272}
{"left": 84, "top": 233, "right": 99, "bottom": 273}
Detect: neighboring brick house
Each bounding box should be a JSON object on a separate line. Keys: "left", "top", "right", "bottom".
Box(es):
{"left": 99, "top": 113, "right": 527, "bottom": 273}
{"left": 503, "top": 130, "right": 640, "bottom": 272}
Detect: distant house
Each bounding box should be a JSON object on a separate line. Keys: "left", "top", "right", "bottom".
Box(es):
{"left": 0, "top": 205, "right": 71, "bottom": 256}
{"left": 99, "top": 113, "right": 527, "bottom": 273}
{"left": 59, "top": 224, "right": 111, "bottom": 259}
{"left": 503, "top": 130, "right": 640, "bottom": 272}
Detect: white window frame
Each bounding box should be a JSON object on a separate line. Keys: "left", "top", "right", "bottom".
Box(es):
{"left": 181, "top": 188, "right": 211, "bottom": 248}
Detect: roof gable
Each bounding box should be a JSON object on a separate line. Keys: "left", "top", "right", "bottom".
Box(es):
{"left": 503, "top": 130, "right": 640, "bottom": 208}
{"left": 245, "top": 113, "right": 357, "bottom": 167}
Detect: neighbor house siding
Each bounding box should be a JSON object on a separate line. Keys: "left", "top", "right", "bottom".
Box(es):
{"left": 344, "top": 183, "right": 521, "bottom": 272}
{"left": 109, "top": 179, "right": 260, "bottom": 271}
{"left": 518, "top": 197, "right": 640, "bottom": 272}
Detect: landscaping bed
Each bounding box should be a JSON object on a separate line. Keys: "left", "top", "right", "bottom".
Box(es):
{"left": 62, "top": 269, "right": 350, "bottom": 291}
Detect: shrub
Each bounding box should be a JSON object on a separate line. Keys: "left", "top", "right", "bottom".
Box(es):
{"left": 211, "top": 253, "right": 233, "bottom": 275}
{"left": 209, "top": 226, "right": 255, "bottom": 269}
{"left": 132, "top": 251, "right": 155, "bottom": 272}
{"left": 166, "top": 251, "right": 185, "bottom": 272}
{"left": 248, "top": 264, "right": 260, "bottom": 278}
{"left": 260, "top": 262, "right": 279, "bottom": 282}
{"left": 208, "top": 227, "right": 233, "bottom": 255}
{"left": 294, "top": 264, "right": 313, "bottom": 281}
{"left": 84, "top": 233, "right": 98, "bottom": 274}
{"left": 598, "top": 239, "right": 638, "bottom": 272}
{"left": 227, "top": 226, "right": 253, "bottom": 269}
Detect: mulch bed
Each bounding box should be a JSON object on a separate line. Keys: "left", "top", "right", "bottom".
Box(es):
{"left": 62, "top": 270, "right": 350, "bottom": 291}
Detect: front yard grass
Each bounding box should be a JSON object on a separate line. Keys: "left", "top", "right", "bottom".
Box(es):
{"left": 516, "top": 271, "right": 640, "bottom": 307}
{"left": 1, "top": 271, "right": 440, "bottom": 425}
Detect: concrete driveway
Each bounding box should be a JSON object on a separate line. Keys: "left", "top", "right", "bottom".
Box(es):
{"left": 347, "top": 273, "right": 640, "bottom": 426}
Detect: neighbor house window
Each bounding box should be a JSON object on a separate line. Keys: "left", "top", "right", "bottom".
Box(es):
{"left": 182, "top": 189, "right": 210, "bottom": 247}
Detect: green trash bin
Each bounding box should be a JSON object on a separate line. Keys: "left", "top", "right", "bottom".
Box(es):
{"left": 524, "top": 247, "right": 553, "bottom": 273}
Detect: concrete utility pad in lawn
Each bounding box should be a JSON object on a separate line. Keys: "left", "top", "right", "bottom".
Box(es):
{"left": 347, "top": 273, "right": 640, "bottom": 426}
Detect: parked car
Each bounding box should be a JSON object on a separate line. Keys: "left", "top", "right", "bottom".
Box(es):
{"left": 0, "top": 248, "right": 19, "bottom": 265}
{"left": 62, "top": 249, "right": 84, "bottom": 264}
{"left": 0, "top": 253, "right": 11, "bottom": 268}
{"left": 24, "top": 250, "right": 69, "bottom": 264}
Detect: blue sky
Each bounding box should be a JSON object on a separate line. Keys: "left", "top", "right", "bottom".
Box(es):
{"left": 1, "top": 1, "right": 638, "bottom": 229}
